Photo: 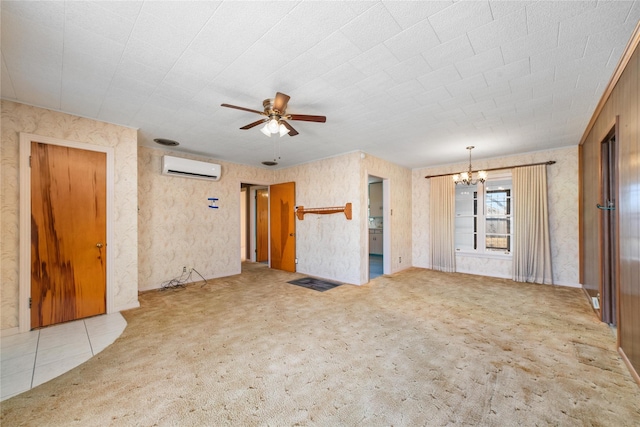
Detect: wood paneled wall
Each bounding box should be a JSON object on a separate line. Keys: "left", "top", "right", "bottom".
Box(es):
{"left": 580, "top": 29, "right": 639, "bottom": 383}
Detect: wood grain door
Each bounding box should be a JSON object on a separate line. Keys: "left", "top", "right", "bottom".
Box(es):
{"left": 269, "top": 182, "right": 296, "bottom": 272}
{"left": 31, "top": 142, "right": 107, "bottom": 328}
{"left": 256, "top": 188, "right": 269, "bottom": 262}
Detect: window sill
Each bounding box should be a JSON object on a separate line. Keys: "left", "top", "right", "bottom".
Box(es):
{"left": 455, "top": 251, "right": 512, "bottom": 260}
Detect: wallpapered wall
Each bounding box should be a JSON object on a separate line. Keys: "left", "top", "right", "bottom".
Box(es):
{"left": 362, "top": 153, "right": 413, "bottom": 284}
{"left": 269, "top": 151, "right": 414, "bottom": 285}
{"left": 412, "top": 146, "right": 580, "bottom": 287}
{"left": 274, "top": 152, "right": 363, "bottom": 285}
{"left": 137, "top": 146, "right": 273, "bottom": 291}
{"left": 1, "top": 100, "right": 139, "bottom": 330}
{"left": 1, "top": 100, "right": 581, "bottom": 331}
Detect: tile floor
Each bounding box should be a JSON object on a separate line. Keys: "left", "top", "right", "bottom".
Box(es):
{"left": 1, "top": 313, "right": 126, "bottom": 401}
{"left": 370, "top": 254, "right": 383, "bottom": 279}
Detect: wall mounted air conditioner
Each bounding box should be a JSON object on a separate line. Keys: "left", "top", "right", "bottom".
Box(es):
{"left": 161, "top": 155, "right": 221, "bottom": 181}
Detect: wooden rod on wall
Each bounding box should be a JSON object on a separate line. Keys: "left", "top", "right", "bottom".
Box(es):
{"left": 424, "top": 160, "right": 556, "bottom": 179}
{"left": 296, "top": 203, "right": 352, "bottom": 220}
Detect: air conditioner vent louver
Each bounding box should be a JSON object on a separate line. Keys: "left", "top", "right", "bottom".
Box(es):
{"left": 162, "top": 155, "right": 221, "bottom": 181}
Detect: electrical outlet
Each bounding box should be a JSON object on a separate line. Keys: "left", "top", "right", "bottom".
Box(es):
{"left": 188, "top": 266, "right": 193, "bottom": 272}
{"left": 399, "top": 256, "right": 401, "bottom": 263}
{"left": 183, "top": 266, "right": 187, "bottom": 273}
{"left": 295, "top": 258, "right": 298, "bottom": 264}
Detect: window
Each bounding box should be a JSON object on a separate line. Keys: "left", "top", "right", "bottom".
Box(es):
{"left": 454, "top": 174, "right": 512, "bottom": 255}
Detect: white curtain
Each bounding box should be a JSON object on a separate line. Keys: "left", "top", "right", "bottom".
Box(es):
{"left": 512, "top": 164, "right": 553, "bottom": 284}
{"left": 430, "top": 176, "right": 456, "bottom": 272}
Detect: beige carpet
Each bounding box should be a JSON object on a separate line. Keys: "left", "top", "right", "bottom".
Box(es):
{"left": 2, "top": 263, "right": 639, "bottom": 426}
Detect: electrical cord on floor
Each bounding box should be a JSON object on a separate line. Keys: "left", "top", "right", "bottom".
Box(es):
{"left": 160, "top": 268, "right": 208, "bottom": 291}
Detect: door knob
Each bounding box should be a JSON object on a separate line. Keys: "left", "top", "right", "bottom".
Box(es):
{"left": 96, "top": 243, "right": 104, "bottom": 248}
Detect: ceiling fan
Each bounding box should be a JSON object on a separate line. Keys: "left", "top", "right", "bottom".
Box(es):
{"left": 221, "top": 92, "right": 326, "bottom": 137}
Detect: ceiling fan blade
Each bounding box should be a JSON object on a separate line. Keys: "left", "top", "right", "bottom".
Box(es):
{"left": 221, "top": 103, "right": 265, "bottom": 115}
{"left": 240, "top": 118, "right": 268, "bottom": 130}
{"left": 273, "top": 92, "right": 290, "bottom": 113}
{"left": 281, "top": 120, "right": 299, "bottom": 136}
{"left": 288, "top": 114, "right": 327, "bottom": 123}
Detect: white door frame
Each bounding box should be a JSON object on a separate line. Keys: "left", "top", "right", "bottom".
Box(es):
{"left": 18, "top": 133, "right": 115, "bottom": 333}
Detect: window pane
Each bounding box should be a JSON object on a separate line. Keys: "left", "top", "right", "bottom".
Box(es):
{"left": 455, "top": 233, "right": 477, "bottom": 251}
{"left": 455, "top": 185, "right": 477, "bottom": 216}
{"left": 486, "top": 234, "right": 510, "bottom": 251}
{"left": 486, "top": 218, "right": 509, "bottom": 234}
{"left": 455, "top": 216, "right": 477, "bottom": 250}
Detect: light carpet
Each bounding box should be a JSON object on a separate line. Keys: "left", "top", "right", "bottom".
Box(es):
{"left": 2, "top": 263, "right": 639, "bottom": 426}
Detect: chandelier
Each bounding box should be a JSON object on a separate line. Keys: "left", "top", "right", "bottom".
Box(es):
{"left": 453, "top": 146, "right": 487, "bottom": 185}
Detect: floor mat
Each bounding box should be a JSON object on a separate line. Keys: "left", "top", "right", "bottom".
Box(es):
{"left": 287, "top": 277, "right": 343, "bottom": 292}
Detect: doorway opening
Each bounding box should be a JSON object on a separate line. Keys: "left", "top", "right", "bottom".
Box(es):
{"left": 368, "top": 175, "right": 385, "bottom": 280}
{"left": 599, "top": 125, "right": 618, "bottom": 326}
{"left": 241, "top": 183, "right": 269, "bottom": 265}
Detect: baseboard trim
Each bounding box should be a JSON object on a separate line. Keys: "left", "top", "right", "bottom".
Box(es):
{"left": 455, "top": 267, "right": 511, "bottom": 280}
{"left": 619, "top": 347, "right": 640, "bottom": 388}
{"left": 115, "top": 301, "right": 141, "bottom": 312}
{"left": 553, "top": 281, "right": 582, "bottom": 289}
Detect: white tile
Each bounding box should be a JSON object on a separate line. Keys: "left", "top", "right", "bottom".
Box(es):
{"left": 422, "top": 35, "right": 475, "bottom": 71}
{"left": 35, "top": 338, "right": 91, "bottom": 367}
{"left": 385, "top": 55, "right": 433, "bottom": 85}
{"left": 455, "top": 47, "right": 504, "bottom": 79}
{"left": 129, "top": 12, "right": 195, "bottom": 58}
{"left": 445, "top": 74, "right": 487, "bottom": 98}
{"left": 1, "top": 0, "right": 65, "bottom": 31}
{"left": 417, "top": 65, "right": 461, "bottom": 92}
{"left": 64, "top": 1, "right": 136, "bottom": 45}
{"left": 308, "top": 31, "right": 362, "bottom": 71}
{"left": 386, "top": 79, "right": 427, "bottom": 102}
{"left": 89, "top": 331, "right": 124, "bottom": 355}
{"left": 383, "top": 1, "right": 453, "bottom": 30}
{"left": 483, "top": 58, "right": 530, "bottom": 87}
{"left": 139, "top": 1, "right": 218, "bottom": 40}
{"left": 1, "top": 353, "right": 36, "bottom": 378}
{"left": 1, "top": 330, "right": 39, "bottom": 350}
{"left": 0, "top": 370, "right": 33, "bottom": 401}
{"left": 428, "top": 1, "right": 493, "bottom": 43}
{"left": 501, "top": 26, "right": 559, "bottom": 65}
{"left": 267, "top": 2, "right": 356, "bottom": 59}
{"left": 384, "top": 18, "right": 441, "bottom": 62}
{"left": 84, "top": 314, "right": 127, "bottom": 336}
{"left": 526, "top": 1, "right": 597, "bottom": 35}
{"left": 488, "top": 1, "right": 532, "bottom": 20}
{"left": 350, "top": 44, "right": 399, "bottom": 76}
{"left": 559, "top": 1, "right": 632, "bottom": 45}
{"left": 32, "top": 351, "right": 93, "bottom": 388}
{"left": 340, "top": 3, "right": 401, "bottom": 52}
{"left": 467, "top": 7, "right": 528, "bottom": 53}
{"left": 1, "top": 56, "right": 16, "bottom": 99}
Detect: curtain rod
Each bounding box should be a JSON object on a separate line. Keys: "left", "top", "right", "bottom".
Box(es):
{"left": 424, "top": 160, "right": 556, "bottom": 179}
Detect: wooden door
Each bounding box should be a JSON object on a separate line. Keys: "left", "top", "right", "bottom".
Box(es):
{"left": 269, "top": 182, "right": 296, "bottom": 272}
{"left": 256, "top": 188, "right": 269, "bottom": 262}
{"left": 31, "top": 142, "right": 107, "bottom": 328}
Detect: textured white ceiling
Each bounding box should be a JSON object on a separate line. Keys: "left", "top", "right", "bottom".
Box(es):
{"left": 2, "top": 1, "right": 639, "bottom": 169}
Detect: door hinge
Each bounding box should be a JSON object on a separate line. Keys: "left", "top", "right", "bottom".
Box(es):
{"left": 29, "top": 297, "right": 32, "bottom": 308}
{"left": 29, "top": 155, "right": 32, "bottom": 167}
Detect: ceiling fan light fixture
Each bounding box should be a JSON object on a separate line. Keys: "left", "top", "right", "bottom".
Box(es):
{"left": 260, "top": 124, "right": 272, "bottom": 137}
{"left": 267, "top": 118, "right": 280, "bottom": 134}
{"left": 279, "top": 124, "right": 290, "bottom": 137}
